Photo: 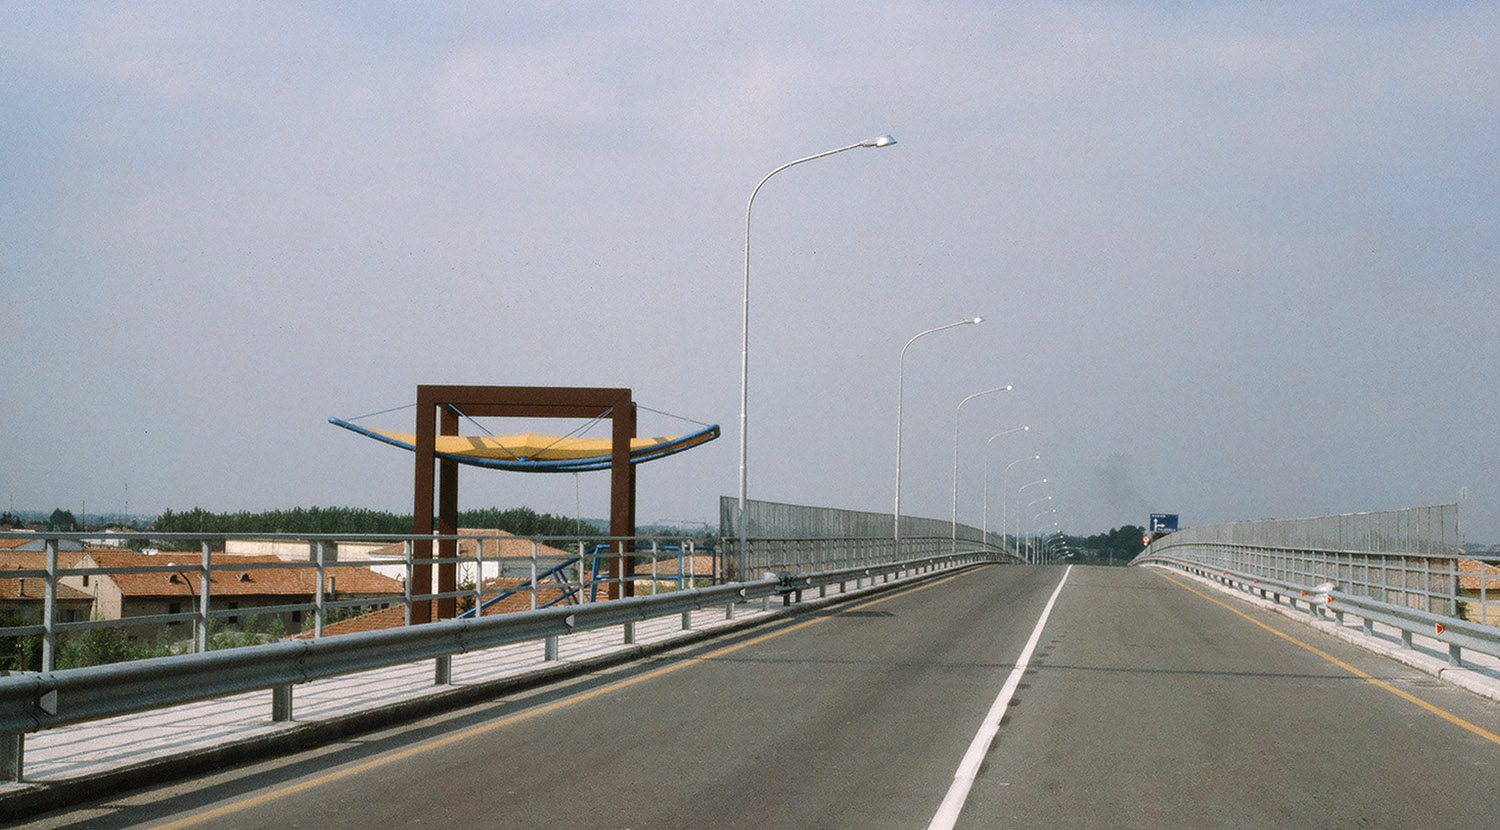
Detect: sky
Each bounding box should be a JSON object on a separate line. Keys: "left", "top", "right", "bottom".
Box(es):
{"left": 3, "top": 2, "right": 1497, "bottom": 542}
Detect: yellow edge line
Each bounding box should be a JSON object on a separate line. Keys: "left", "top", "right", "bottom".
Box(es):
{"left": 154, "top": 571, "right": 970, "bottom": 829}
{"left": 1153, "top": 568, "right": 1500, "bottom": 746}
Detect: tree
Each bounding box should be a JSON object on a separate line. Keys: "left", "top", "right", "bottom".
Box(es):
{"left": 47, "top": 508, "right": 78, "bottom": 532}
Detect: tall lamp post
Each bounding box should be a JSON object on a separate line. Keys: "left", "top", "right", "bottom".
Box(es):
{"left": 1031, "top": 510, "right": 1056, "bottom": 564}
{"left": 738, "top": 135, "right": 897, "bottom": 578}
{"left": 983, "top": 431, "right": 1029, "bottom": 542}
{"left": 1027, "top": 500, "right": 1054, "bottom": 561}
{"left": 893, "top": 317, "right": 983, "bottom": 552}
{"left": 951, "top": 386, "right": 1013, "bottom": 552}
{"left": 1014, "top": 477, "right": 1046, "bottom": 562}
{"left": 1000, "top": 455, "right": 1039, "bottom": 557}
{"left": 1042, "top": 532, "right": 1064, "bottom": 564}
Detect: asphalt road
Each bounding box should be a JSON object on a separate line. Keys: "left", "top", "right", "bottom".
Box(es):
{"left": 24, "top": 564, "right": 1500, "bottom": 829}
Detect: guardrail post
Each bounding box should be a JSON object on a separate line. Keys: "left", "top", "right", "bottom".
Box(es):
{"left": 544, "top": 634, "right": 558, "bottom": 661}
{"left": 42, "top": 539, "right": 57, "bottom": 672}
{"left": 198, "top": 540, "right": 212, "bottom": 653}
{"left": 272, "top": 685, "right": 293, "bottom": 722}
{"left": 0, "top": 734, "right": 21, "bottom": 782}
{"left": 681, "top": 610, "right": 691, "bottom": 631}
{"left": 435, "top": 654, "right": 452, "bottom": 685}
{"left": 1449, "top": 643, "right": 1462, "bottom": 666}
{"left": 1401, "top": 629, "right": 1413, "bottom": 650}
{"left": 623, "top": 621, "right": 635, "bottom": 645}
{"left": 314, "top": 541, "right": 326, "bottom": 639}
{"left": 403, "top": 541, "right": 414, "bottom": 627}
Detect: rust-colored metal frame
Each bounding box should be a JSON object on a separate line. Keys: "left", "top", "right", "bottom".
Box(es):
{"left": 411, "top": 385, "right": 637, "bottom": 621}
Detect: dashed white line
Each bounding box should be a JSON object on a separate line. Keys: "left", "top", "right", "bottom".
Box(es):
{"left": 927, "top": 565, "right": 1072, "bottom": 830}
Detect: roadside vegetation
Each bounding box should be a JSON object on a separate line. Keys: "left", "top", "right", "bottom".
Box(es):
{"left": 149, "top": 505, "right": 596, "bottom": 549}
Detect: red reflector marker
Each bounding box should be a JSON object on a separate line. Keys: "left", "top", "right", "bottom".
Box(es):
{"left": 1436, "top": 623, "right": 1445, "bottom": 635}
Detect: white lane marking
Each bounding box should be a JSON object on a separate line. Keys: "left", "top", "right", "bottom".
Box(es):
{"left": 927, "top": 565, "right": 1072, "bottom": 830}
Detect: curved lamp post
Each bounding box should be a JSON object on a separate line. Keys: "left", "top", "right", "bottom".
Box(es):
{"left": 1015, "top": 477, "right": 1046, "bottom": 562}
{"left": 1031, "top": 510, "right": 1057, "bottom": 564}
{"left": 1000, "top": 454, "right": 1039, "bottom": 558}
{"left": 1027, "top": 501, "right": 1054, "bottom": 561}
{"left": 951, "top": 386, "right": 1013, "bottom": 552}
{"left": 893, "top": 317, "right": 983, "bottom": 551}
{"left": 1042, "top": 531, "right": 1065, "bottom": 564}
{"left": 738, "top": 135, "right": 897, "bottom": 576}
{"left": 982, "top": 429, "right": 1029, "bottom": 544}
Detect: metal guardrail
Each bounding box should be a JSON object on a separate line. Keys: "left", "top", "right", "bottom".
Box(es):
{"left": 719, "top": 496, "right": 1026, "bottom": 574}
{"left": 1140, "top": 549, "right": 1500, "bottom": 679}
{"left": 0, "top": 548, "right": 992, "bottom": 781}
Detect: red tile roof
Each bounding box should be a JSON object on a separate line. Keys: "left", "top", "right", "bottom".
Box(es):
{"left": 78, "top": 551, "right": 403, "bottom": 598}
{"left": 366, "top": 529, "right": 579, "bottom": 561}
{"left": 1458, "top": 559, "right": 1500, "bottom": 592}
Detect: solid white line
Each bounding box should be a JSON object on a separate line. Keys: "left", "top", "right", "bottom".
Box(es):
{"left": 927, "top": 565, "right": 1072, "bottom": 830}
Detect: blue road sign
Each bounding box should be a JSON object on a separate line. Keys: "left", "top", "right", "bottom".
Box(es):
{"left": 1149, "top": 513, "right": 1179, "bottom": 533}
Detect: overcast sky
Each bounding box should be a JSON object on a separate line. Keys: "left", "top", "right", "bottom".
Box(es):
{"left": 4, "top": 2, "right": 1497, "bottom": 542}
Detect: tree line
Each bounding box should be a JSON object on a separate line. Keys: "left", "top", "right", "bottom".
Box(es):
{"left": 1060, "top": 524, "right": 1147, "bottom": 565}
{"left": 151, "top": 505, "right": 596, "bottom": 545}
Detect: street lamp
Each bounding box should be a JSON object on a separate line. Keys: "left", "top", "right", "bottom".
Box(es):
{"left": 1031, "top": 510, "right": 1056, "bottom": 564}
{"left": 1000, "top": 454, "right": 1039, "bottom": 558}
{"left": 893, "top": 317, "right": 983, "bottom": 551}
{"left": 982, "top": 429, "right": 1029, "bottom": 544}
{"left": 1015, "top": 477, "right": 1046, "bottom": 562}
{"left": 1042, "top": 531, "right": 1064, "bottom": 564}
{"left": 738, "top": 135, "right": 897, "bottom": 576}
{"left": 951, "top": 386, "right": 1013, "bottom": 552}
{"left": 1026, "top": 498, "right": 1053, "bottom": 561}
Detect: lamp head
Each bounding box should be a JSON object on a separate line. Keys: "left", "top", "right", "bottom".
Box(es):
{"left": 861, "top": 135, "right": 897, "bottom": 148}
{"left": 972, "top": 316, "right": 984, "bottom": 324}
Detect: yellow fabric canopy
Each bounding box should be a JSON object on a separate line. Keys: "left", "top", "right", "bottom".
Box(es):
{"left": 369, "top": 429, "right": 696, "bottom": 461}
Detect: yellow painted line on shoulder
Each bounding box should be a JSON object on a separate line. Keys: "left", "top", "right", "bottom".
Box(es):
{"left": 1154, "top": 568, "right": 1500, "bottom": 747}
{"left": 152, "top": 570, "right": 972, "bottom": 829}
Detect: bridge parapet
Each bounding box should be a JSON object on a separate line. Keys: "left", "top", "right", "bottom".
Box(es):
{"left": 1134, "top": 503, "right": 1463, "bottom": 615}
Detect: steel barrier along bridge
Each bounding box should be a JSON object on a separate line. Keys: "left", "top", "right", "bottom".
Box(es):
{"left": 0, "top": 499, "right": 1018, "bottom": 786}
{"left": 8, "top": 501, "right": 1500, "bottom": 827}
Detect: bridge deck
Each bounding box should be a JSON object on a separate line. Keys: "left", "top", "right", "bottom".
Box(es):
{"left": 11, "top": 564, "right": 1500, "bottom": 827}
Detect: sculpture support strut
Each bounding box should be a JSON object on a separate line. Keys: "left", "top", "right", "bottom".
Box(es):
{"left": 411, "top": 385, "right": 638, "bottom": 620}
